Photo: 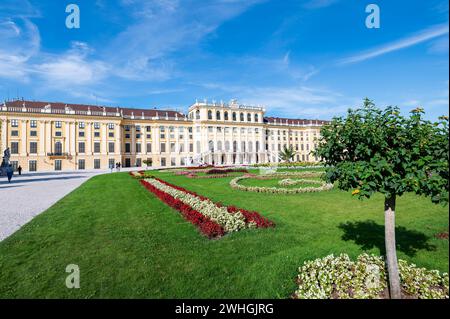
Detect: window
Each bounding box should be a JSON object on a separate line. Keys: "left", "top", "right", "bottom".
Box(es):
{"left": 78, "top": 131, "right": 85, "bottom": 137}
{"left": 232, "top": 112, "right": 237, "bottom": 121}
{"left": 146, "top": 126, "right": 151, "bottom": 132}
{"left": 160, "top": 143, "right": 166, "bottom": 152}
{"left": 136, "top": 158, "right": 142, "bottom": 167}
{"left": 181, "top": 158, "right": 185, "bottom": 166}
{"left": 94, "top": 159, "right": 101, "bottom": 169}
{"left": 136, "top": 133, "right": 141, "bottom": 139}
{"left": 54, "top": 141, "right": 63, "bottom": 154}
{"left": 254, "top": 114, "right": 259, "bottom": 122}
{"left": 94, "top": 132, "right": 100, "bottom": 138}
{"left": 161, "top": 158, "right": 166, "bottom": 166}
{"left": 30, "top": 142, "right": 37, "bottom": 154}
{"left": 55, "top": 160, "right": 62, "bottom": 171}
{"left": 30, "top": 130, "right": 37, "bottom": 137}
{"left": 29, "top": 160, "right": 37, "bottom": 172}
{"left": 224, "top": 111, "right": 229, "bottom": 121}
{"left": 136, "top": 143, "right": 142, "bottom": 153}
{"left": 108, "top": 142, "right": 115, "bottom": 153}
{"left": 10, "top": 161, "right": 18, "bottom": 171}
{"left": 240, "top": 113, "right": 244, "bottom": 121}
{"left": 125, "top": 125, "right": 130, "bottom": 131}
{"left": 109, "top": 159, "right": 115, "bottom": 169}
{"left": 170, "top": 143, "right": 175, "bottom": 152}
{"left": 11, "top": 142, "right": 19, "bottom": 154}
{"left": 125, "top": 134, "right": 130, "bottom": 139}
{"left": 189, "top": 143, "right": 193, "bottom": 152}
{"left": 108, "top": 132, "right": 114, "bottom": 138}
{"left": 94, "top": 142, "right": 101, "bottom": 153}
{"left": 78, "top": 142, "right": 85, "bottom": 153}
{"left": 30, "top": 120, "right": 37, "bottom": 128}
{"left": 195, "top": 110, "right": 200, "bottom": 119}
{"left": 54, "top": 121, "right": 62, "bottom": 128}
{"left": 146, "top": 143, "right": 152, "bottom": 153}
{"left": 216, "top": 111, "right": 221, "bottom": 120}
{"left": 11, "top": 130, "right": 18, "bottom": 137}
{"left": 78, "top": 122, "right": 85, "bottom": 129}
{"left": 94, "top": 122, "right": 100, "bottom": 129}
{"left": 55, "top": 131, "right": 62, "bottom": 137}
{"left": 171, "top": 158, "right": 176, "bottom": 166}
{"left": 125, "top": 143, "right": 131, "bottom": 153}
{"left": 208, "top": 110, "right": 213, "bottom": 120}
{"left": 146, "top": 134, "right": 151, "bottom": 139}
{"left": 108, "top": 123, "right": 115, "bottom": 129}
{"left": 11, "top": 119, "right": 19, "bottom": 127}
{"left": 247, "top": 113, "right": 251, "bottom": 122}
{"left": 135, "top": 125, "right": 141, "bottom": 131}
{"left": 78, "top": 159, "right": 85, "bottom": 170}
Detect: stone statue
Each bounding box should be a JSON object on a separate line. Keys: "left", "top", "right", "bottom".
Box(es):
{"left": 3, "top": 147, "right": 10, "bottom": 161}
{"left": 1, "top": 147, "right": 11, "bottom": 176}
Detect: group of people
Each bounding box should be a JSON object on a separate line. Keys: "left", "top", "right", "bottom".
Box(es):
{"left": 110, "top": 162, "right": 122, "bottom": 173}
{"left": 4, "top": 165, "right": 22, "bottom": 183}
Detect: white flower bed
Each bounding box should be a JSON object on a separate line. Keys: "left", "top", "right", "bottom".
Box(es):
{"left": 144, "top": 178, "right": 248, "bottom": 232}
{"left": 230, "top": 172, "right": 333, "bottom": 194}
{"left": 294, "top": 253, "right": 449, "bottom": 299}
{"left": 278, "top": 178, "right": 325, "bottom": 187}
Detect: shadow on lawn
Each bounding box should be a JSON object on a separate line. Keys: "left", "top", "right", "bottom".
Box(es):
{"left": 338, "top": 220, "right": 436, "bottom": 257}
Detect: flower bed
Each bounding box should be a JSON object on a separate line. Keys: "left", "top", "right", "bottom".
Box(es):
{"left": 138, "top": 176, "right": 275, "bottom": 238}
{"left": 293, "top": 253, "right": 449, "bottom": 299}
{"left": 206, "top": 168, "right": 249, "bottom": 175}
{"left": 230, "top": 171, "right": 333, "bottom": 194}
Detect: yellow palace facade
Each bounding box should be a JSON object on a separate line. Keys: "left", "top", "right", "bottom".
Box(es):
{"left": 0, "top": 99, "right": 328, "bottom": 172}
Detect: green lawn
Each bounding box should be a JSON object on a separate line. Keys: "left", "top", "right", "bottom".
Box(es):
{"left": 0, "top": 170, "right": 448, "bottom": 298}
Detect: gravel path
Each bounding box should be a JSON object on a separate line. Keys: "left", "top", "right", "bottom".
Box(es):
{"left": 0, "top": 169, "right": 132, "bottom": 241}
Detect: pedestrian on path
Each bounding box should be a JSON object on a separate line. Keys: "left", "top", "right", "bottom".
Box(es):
{"left": 18, "top": 165, "right": 22, "bottom": 175}
{"left": 6, "top": 165, "right": 13, "bottom": 183}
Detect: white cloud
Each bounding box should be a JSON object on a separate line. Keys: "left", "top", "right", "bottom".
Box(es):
{"left": 303, "top": 0, "right": 339, "bottom": 9}
{"left": 338, "top": 23, "right": 449, "bottom": 65}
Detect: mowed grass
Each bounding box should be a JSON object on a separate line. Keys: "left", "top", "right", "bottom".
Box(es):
{"left": 0, "top": 170, "right": 448, "bottom": 298}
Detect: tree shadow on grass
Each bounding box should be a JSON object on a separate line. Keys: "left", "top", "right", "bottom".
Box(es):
{"left": 338, "top": 220, "right": 436, "bottom": 257}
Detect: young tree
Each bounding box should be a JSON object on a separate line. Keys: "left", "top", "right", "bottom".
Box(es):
{"left": 279, "top": 145, "right": 296, "bottom": 162}
{"left": 313, "top": 98, "right": 449, "bottom": 299}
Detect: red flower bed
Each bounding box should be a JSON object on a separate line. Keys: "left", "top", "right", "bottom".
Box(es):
{"left": 139, "top": 179, "right": 224, "bottom": 238}
{"left": 151, "top": 177, "right": 275, "bottom": 229}
{"left": 206, "top": 168, "right": 249, "bottom": 175}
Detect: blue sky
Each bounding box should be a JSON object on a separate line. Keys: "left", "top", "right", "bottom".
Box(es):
{"left": 0, "top": 0, "right": 448, "bottom": 120}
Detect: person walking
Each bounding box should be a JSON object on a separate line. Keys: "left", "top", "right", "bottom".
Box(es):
{"left": 17, "top": 165, "right": 22, "bottom": 175}
{"left": 6, "top": 164, "right": 13, "bottom": 183}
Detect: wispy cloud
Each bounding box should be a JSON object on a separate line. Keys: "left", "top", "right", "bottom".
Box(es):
{"left": 302, "top": 0, "right": 339, "bottom": 10}
{"left": 338, "top": 23, "right": 449, "bottom": 65}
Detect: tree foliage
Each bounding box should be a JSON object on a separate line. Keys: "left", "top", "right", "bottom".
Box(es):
{"left": 313, "top": 98, "right": 449, "bottom": 204}
{"left": 279, "top": 145, "right": 296, "bottom": 162}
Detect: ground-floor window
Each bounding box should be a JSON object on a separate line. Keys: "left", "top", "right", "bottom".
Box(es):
{"left": 181, "top": 158, "right": 185, "bottom": 166}
{"left": 161, "top": 158, "right": 166, "bottom": 167}
{"left": 170, "top": 158, "right": 176, "bottom": 166}
{"left": 94, "top": 159, "right": 101, "bottom": 169}
{"left": 78, "top": 159, "right": 85, "bottom": 170}
{"left": 136, "top": 158, "right": 142, "bottom": 167}
{"left": 108, "top": 158, "right": 115, "bottom": 169}
{"left": 29, "top": 160, "right": 37, "bottom": 172}
{"left": 55, "top": 160, "right": 62, "bottom": 171}
{"left": 125, "top": 158, "right": 131, "bottom": 167}
{"left": 10, "top": 161, "right": 18, "bottom": 171}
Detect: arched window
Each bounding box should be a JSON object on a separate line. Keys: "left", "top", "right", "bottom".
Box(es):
{"left": 224, "top": 111, "right": 229, "bottom": 121}
{"left": 217, "top": 141, "right": 222, "bottom": 151}
{"left": 241, "top": 141, "right": 246, "bottom": 152}
{"left": 208, "top": 140, "right": 214, "bottom": 152}
{"left": 248, "top": 141, "right": 253, "bottom": 152}
{"left": 233, "top": 141, "right": 237, "bottom": 152}
{"left": 254, "top": 114, "right": 259, "bottom": 122}
{"left": 256, "top": 141, "right": 260, "bottom": 152}
{"left": 216, "top": 111, "right": 221, "bottom": 120}
{"left": 240, "top": 113, "right": 244, "bottom": 121}
{"left": 195, "top": 110, "right": 200, "bottom": 119}
{"left": 225, "top": 141, "right": 230, "bottom": 151}
{"left": 232, "top": 112, "right": 237, "bottom": 121}
{"left": 247, "top": 113, "right": 251, "bottom": 122}
{"left": 55, "top": 141, "right": 62, "bottom": 155}
{"left": 208, "top": 110, "right": 213, "bottom": 120}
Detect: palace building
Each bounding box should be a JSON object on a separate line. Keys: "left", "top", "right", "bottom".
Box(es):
{"left": 0, "top": 99, "right": 328, "bottom": 172}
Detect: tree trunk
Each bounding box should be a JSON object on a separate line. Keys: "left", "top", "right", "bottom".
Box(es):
{"left": 384, "top": 195, "right": 402, "bottom": 299}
